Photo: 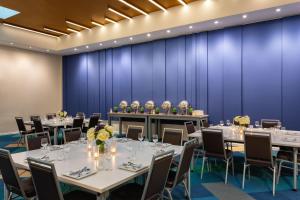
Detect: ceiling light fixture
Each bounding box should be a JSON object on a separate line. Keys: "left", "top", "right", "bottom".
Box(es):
{"left": 129, "top": 37, "right": 133, "bottom": 40}
{"left": 74, "top": 48, "right": 78, "bottom": 51}
{"left": 66, "top": 20, "right": 91, "bottom": 30}
{"left": 44, "top": 27, "right": 68, "bottom": 36}
{"left": 99, "top": 43, "right": 103, "bottom": 46}
{"left": 114, "top": 40, "right": 117, "bottom": 44}
{"left": 9, "top": 42, "right": 14, "bottom": 45}
{"left": 29, "top": 46, "right": 32, "bottom": 49}
{"left": 86, "top": 45, "right": 89, "bottom": 49}
{"left": 91, "top": 21, "right": 104, "bottom": 27}
{"left": 214, "top": 20, "right": 219, "bottom": 24}
{"left": 148, "top": 0, "right": 167, "bottom": 12}
{"left": 189, "top": 25, "right": 193, "bottom": 29}
{"left": 118, "top": 0, "right": 148, "bottom": 16}
{"left": 177, "top": 0, "right": 187, "bottom": 6}
{"left": 105, "top": 17, "right": 118, "bottom": 24}
{"left": 2, "top": 23, "right": 58, "bottom": 38}
{"left": 242, "top": 14, "right": 247, "bottom": 19}
{"left": 276, "top": 8, "right": 281, "bottom": 12}
{"left": 166, "top": 30, "right": 171, "bottom": 33}
{"left": 46, "top": 49, "right": 50, "bottom": 52}
{"left": 67, "top": 28, "right": 80, "bottom": 33}
{"left": 108, "top": 8, "right": 131, "bottom": 20}
{"left": 147, "top": 33, "right": 151, "bottom": 37}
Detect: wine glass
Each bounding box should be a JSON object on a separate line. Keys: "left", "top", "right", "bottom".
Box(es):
{"left": 80, "top": 132, "right": 86, "bottom": 144}
{"left": 220, "top": 120, "right": 224, "bottom": 126}
{"left": 255, "top": 121, "right": 260, "bottom": 128}
{"left": 138, "top": 133, "right": 144, "bottom": 142}
{"left": 226, "top": 120, "right": 231, "bottom": 126}
{"left": 277, "top": 122, "right": 282, "bottom": 130}
{"left": 152, "top": 134, "right": 158, "bottom": 145}
{"left": 41, "top": 138, "right": 48, "bottom": 150}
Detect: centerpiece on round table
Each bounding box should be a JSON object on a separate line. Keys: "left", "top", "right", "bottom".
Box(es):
{"left": 87, "top": 123, "right": 114, "bottom": 153}
{"left": 56, "top": 110, "right": 67, "bottom": 120}
{"left": 161, "top": 100, "right": 172, "bottom": 114}
{"left": 119, "top": 100, "right": 128, "bottom": 113}
{"left": 131, "top": 100, "right": 140, "bottom": 113}
{"left": 178, "top": 100, "right": 189, "bottom": 115}
{"left": 145, "top": 100, "right": 155, "bottom": 114}
{"left": 233, "top": 115, "right": 250, "bottom": 134}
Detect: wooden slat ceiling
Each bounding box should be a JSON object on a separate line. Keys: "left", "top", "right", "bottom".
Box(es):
{"left": 0, "top": 0, "right": 197, "bottom": 36}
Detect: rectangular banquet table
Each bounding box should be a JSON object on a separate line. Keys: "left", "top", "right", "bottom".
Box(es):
{"left": 24, "top": 118, "right": 101, "bottom": 145}
{"left": 9, "top": 140, "right": 184, "bottom": 200}
{"left": 188, "top": 126, "right": 300, "bottom": 191}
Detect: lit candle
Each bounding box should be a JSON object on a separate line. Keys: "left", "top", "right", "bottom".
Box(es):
{"left": 88, "top": 144, "right": 92, "bottom": 152}
{"left": 94, "top": 152, "right": 99, "bottom": 160}
{"left": 110, "top": 146, "right": 116, "bottom": 154}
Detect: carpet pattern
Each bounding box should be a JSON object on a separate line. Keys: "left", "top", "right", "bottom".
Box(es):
{"left": 0, "top": 134, "right": 300, "bottom": 200}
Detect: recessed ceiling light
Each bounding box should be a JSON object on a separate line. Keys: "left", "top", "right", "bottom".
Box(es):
{"left": 148, "top": 0, "right": 167, "bottom": 12}
{"left": 91, "top": 21, "right": 104, "bottom": 27}
{"left": 189, "top": 25, "right": 193, "bottom": 29}
{"left": 108, "top": 8, "right": 131, "bottom": 20}
{"left": 166, "top": 30, "right": 171, "bottom": 33}
{"left": 114, "top": 40, "right": 117, "bottom": 44}
{"left": 29, "top": 46, "right": 32, "bottom": 49}
{"left": 147, "top": 33, "right": 151, "bottom": 37}
{"left": 44, "top": 27, "right": 68, "bottom": 36}
{"left": 66, "top": 20, "right": 91, "bottom": 30}
{"left": 2, "top": 23, "right": 58, "bottom": 38}
{"left": 129, "top": 37, "right": 133, "bottom": 40}
{"left": 67, "top": 28, "right": 80, "bottom": 33}
{"left": 99, "top": 43, "right": 103, "bottom": 46}
{"left": 74, "top": 48, "right": 78, "bottom": 51}
{"left": 177, "top": 0, "right": 187, "bottom": 6}
{"left": 118, "top": 0, "right": 148, "bottom": 16}
{"left": 242, "top": 14, "right": 247, "bottom": 19}
{"left": 105, "top": 17, "right": 118, "bottom": 24}
{"left": 9, "top": 42, "right": 14, "bottom": 45}
{"left": 85, "top": 45, "right": 89, "bottom": 49}
{"left": 214, "top": 20, "right": 219, "bottom": 24}
{"left": 276, "top": 8, "right": 281, "bottom": 12}
{"left": 46, "top": 49, "right": 50, "bottom": 52}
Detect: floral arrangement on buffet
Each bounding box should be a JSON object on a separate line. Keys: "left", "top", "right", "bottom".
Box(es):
{"left": 119, "top": 100, "right": 128, "bottom": 113}
{"left": 145, "top": 100, "right": 155, "bottom": 114}
{"left": 233, "top": 115, "right": 250, "bottom": 127}
{"left": 87, "top": 123, "right": 114, "bottom": 153}
{"left": 161, "top": 101, "right": 172, "bottom": 114}
{"left": 57, "top": 110, "right": 67, "bottom": 119}
{"left": 178, "top": 100, "right": 189, "bottom": 115}
{"left": 131, "top": 101, "right": 140, "bottom": 113}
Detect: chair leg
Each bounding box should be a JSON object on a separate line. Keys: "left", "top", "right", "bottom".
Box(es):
{"left": 225, "top": 159, "right": 229, "bottom": 184}
{"left": 248, "top": 166, "right": 251, "bottom": 180}
{"left": 183, "top": 181, "right": 191, "bottom": 200}
{"left": 273, "top": 166, "right": 276, "bottom": 196}
{"left": 231, "top": 157, "right": 235, "bottom": 176}
{"left": 242, "top": 163, "right": 247, "bottom": 189}
{"left": 201, "top": 157, "right": 206, "bottom": 179}
{"left": 276, "top": 161, "right": 282, "bottom": 184}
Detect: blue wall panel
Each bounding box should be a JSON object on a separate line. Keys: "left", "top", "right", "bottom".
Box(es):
{"left": 282, "top": 16, "right": 300, "bottom": 129}
{"left": 132, "top": 43, "right": 153, "bottom": 104}
{"left": 242, "top": 21, "right": 282, "bottom": 122}
{"left": 223, "top": 27, "right": 242, "bottom": 121}
{"left": 208, "top": 30, "right": 224, "bottom": 123}
{"left": 87, "top": 51, "right": 100, "bottom": 116}
{"left": 63, "top": 16, "right": 300, "bottom": 129}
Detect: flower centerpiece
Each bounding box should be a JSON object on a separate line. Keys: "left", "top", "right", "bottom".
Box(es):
{"left": 145, "top": 100, "right": 155, "bottom": 114}
{"left": 119, "top": 101, "right": 128, "bottom": 113}
{"left": 131, "top": 101, "right": 140, "bottom": 113}
{"left": 233, "top": 115, "right": 250, "bottom": 134}
{"left": 87, "top": 124, "right": 114, "bottom": 153}
{"left": 161, "top": 101, "right": 172, "bottom": 114}
{"left": 178, "top": 100, "right": 189, "bottom": 115}
{"left": 57, "top": 110, "right": 67, "bottom": 119}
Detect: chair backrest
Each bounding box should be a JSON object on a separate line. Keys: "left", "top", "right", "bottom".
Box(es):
{"left": 141, "top": 150, "right": 174, "bottom": 200}
{"left": 72, "top": 117, "right": 84, "bottom": 129}
{"left": 46, "top": 113, "right": 56, "bottom": 120}
{"left": 185, "top": 121, "right": 196, "bottom": 134}
{"left": 30, "top": 115, "right": 41, "bottom": 121}
{"left": 15, "top": 117, "right": 27, "bottom": 132}
{"left": 63, "top": 128, "right": 82, "bottom": 143}
{"left": 162, "top": 128, "right": 183, "bottom": 146}
{"left": 261, "top": 119, "right": 280, "bottom": 129}
{"left": 0, "top": 149, "right": 25, "bottom": 197}
{"left": 76, "top": 112, "right": 85, "bottom": 118}
{"left": 202, "top": 129, "right": 226, "bottom": 159}
{"left": 126, "top": 125, "right": 144, "bottom": 140}
{"left": 244, "top": 131, "right": 274, "bottom": 167}
{"left": 201, "top": 121, "right": 209, "bottom": 128}
{"left": 172, "top": 139, "right": 197, "bottom": 187}
{"left": 25, "top": 132, "right": 51, "bottom": 151}
{"left": 33, "top": 118, "right": 44, "bottom": 133}
{"left": 88, "top": 115, "right": 99, "bottom": 129}
{"left": 28, "top": 158, "right": 64, "bottom": 200}
{"left": 92, "top": 113, "right": 101, "bottom": 119}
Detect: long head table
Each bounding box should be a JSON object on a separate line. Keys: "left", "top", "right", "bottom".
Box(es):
{"left": 11, "top": 140, "right": 183, "bottom": 198}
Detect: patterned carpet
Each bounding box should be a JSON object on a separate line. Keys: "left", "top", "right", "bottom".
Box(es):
{"left": 0, "top": 134, "right": 300, "bottom": 200}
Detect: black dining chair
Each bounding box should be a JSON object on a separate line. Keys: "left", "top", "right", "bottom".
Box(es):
{"left": 25, "top": 132, "right": 51, "bottom": 151}
{"left": 46, "top": 113, "right": 56, "bottom": 120}
{"left": 72, "top": 117, "right": 84, "bottom": 129}
{"left": 76, "top": 112, "right": 85, "bottom": 118}
{"left": 63, "top": 128, "right": 82, "bottom": 143}
{"left": 110, "top": 150, "right": 174, "bottom": 200}
{"left": 185, "top": 121, "right": 203, "bottom": 165}
{"left": 261, "top": 119, "right": 281, "bottom": 129}
{"left": 242, "top": 131, "right": 276, "bottom": 196}
{"left": 30, "top": 115, "right": 41, "bottom": 122}
{"left": 27, "top": 158, "right": 96, "bottom": 200}
{"left": 165, "top": 139, "right": 197, "bottom": 200}
{"left": 162, "top": 128, "right": 184, "bottom": 146}
{"left": 15, "top": 117, "right": 35, "bottom": 146}
{"left": 0, "top": 149, "right": 36, "bottom": 200}
{"left": 126, "top": 125, "right": 144, "bottom": 140}
{"left": 33, "top": 118, "right": 49, "bottom": 133}
{"left": 83, "top": 115, "right": 99, "bottom": 133}
{"left": 201, "top": 129, "right": 234, "bottom": 184}
{"left": 92, "top": 113, "right": 101, "bottom": 119}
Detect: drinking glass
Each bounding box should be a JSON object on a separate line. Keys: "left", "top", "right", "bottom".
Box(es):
{"left": 104, "top": 152, "right": 112, "bottom": 171}
{"left": 220, "top": 120, "right": 224, "bottom": 126}
{"left": 277, "top": 122, "right": 282, "bottom": 130}
{"left": 255, "top": 121, "right": 260, "bottom": 128}
{"left": 80, "top": 132, "right": 86, "bottom": 144}
{"left": 152, "top": 134, "right": 158, "bottom": 145}
{"left": 41, "top": 138, "right": 48, "bottom": 150}
{"left": 226, "top": 120, "right": 231, "bottom": 126}
{"left": 138, "top": 133, "right": 144, "bottom": 142}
